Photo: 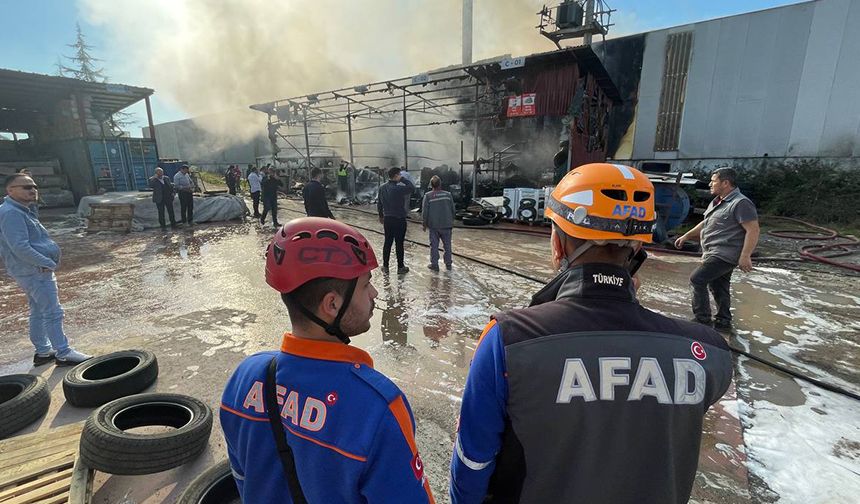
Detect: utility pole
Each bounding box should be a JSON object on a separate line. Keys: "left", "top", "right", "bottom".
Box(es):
{"left": 584, "top": 0, "right": 595, "bottom": 45}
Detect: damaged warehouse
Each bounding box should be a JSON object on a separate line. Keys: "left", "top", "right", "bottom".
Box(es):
{"left": 250, "top": 45, "right": 620, "bottom": 205}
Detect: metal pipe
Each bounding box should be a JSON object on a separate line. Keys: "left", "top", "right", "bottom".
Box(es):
{"left": 347, "top": 101, "right": 356, "bottom": 199}
{"left": 302, "top": 106, "right": 313, "bottom": 170}
{"left": 472, "top": 83, "right": 479, "bottom": 200}
{"left": 460, "top": 140, "right": 464, "bottom": 204}
{"left": 402, "top": 89, "right": 408, "bottom": 170}
{"left": 144, "top": 96, "right": 156, "bottom": 142}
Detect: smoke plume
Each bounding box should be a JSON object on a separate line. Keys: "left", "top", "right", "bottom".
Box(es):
{"left": 80, "top": 0, "right": 550, "bottom": 148}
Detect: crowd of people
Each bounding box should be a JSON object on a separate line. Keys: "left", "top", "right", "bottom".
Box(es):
{"left": 0, "top": 161, "right": 760, "bottom": 503}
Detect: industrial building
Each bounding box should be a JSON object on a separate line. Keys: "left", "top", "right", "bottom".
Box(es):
{"left": 599, "top": 0, "right": 860, "bottom": 171}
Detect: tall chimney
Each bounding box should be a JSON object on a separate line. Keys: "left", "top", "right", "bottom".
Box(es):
{"left": 462, "top": 0, "right": 473, "bottom": 64}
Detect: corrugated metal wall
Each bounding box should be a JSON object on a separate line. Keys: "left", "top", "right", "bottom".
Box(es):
{"left": 631, "top": 0, "right": 860, "bottom": 160}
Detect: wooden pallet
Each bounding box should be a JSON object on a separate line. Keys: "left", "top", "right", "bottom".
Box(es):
{"left": 0, "top": 422, "right": 92, "bottom": 504}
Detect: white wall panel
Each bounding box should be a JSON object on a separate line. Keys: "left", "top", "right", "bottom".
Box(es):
{"left": 788, "top": 0, "right": 852, "bottom": 155}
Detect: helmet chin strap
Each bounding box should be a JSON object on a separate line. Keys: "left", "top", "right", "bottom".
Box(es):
{"left": 559, "top": 241, "right": 594, "bottom": 272}
{"left": 558, "top": 241, "right": 638, "bottom": 272}
{"left": 290, "top": 278, "right": 358, "bottom": 344}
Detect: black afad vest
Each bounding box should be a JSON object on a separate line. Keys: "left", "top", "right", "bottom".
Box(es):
{"left": 485, "top": 264, "right": 733, "bottom": 504}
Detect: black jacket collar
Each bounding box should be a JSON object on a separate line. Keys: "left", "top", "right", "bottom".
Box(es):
{"left": 530, "top": 263, "right": 637, "bottom": 307}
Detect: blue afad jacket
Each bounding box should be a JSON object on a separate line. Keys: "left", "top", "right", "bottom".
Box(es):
{"left": 221, "top": 334, "right": 436, "bottom": 503}
{"left": 450, "top": 264, "right": 733, "bottom": 504}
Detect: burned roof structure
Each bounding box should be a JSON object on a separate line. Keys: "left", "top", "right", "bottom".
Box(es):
{"left": 251, "top": 46, "right": 620, "bottom": 198}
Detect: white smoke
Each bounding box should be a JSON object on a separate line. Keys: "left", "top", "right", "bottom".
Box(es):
{"left": 80, "top": 0, "right": 550, "bottom": 148}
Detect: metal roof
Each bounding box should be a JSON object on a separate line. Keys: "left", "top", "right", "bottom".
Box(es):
{"left": 250, "top": 45, "right": 620, "bottom": 117}
{"left": 0, "top": 68, "right": 153, "bottom": 131}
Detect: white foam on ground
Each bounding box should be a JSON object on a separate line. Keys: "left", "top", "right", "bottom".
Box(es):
{"left": 737, "top": 361, "right": 860, "bottom": 503}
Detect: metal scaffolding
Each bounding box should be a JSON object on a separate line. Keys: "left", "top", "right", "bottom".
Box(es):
{"left": 251, "top": 61, "right": 509, "bottom": 200}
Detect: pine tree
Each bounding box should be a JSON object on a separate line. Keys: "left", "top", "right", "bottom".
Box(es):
{"left": 59, "top": 23, "right": 107, "bottom": 83}
{"left": 58, "top": 23, "right": 135, "bottom": 134}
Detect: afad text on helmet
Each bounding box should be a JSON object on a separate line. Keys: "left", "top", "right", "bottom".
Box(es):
{"left": 612, "top": 205, "right": 648, "bottom": 219}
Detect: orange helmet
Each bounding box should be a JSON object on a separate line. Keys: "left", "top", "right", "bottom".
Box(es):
{"left": 544, "top": 163, "right": 656, "bottom": 243}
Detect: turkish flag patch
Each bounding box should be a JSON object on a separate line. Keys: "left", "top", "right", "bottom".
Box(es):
{"left": 411, "top": 453, "right": 425, "bottom": 480}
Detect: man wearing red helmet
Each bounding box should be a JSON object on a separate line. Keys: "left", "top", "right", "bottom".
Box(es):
{"left": 220, "top": 217, "right": 435, "bottom": 504}
{"left": 450, "top": 164, "right": 732, "bottom": 504}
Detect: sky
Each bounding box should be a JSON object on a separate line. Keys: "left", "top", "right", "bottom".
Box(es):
{"left": 0, "top": 0, "right": 810, "bottom": 134}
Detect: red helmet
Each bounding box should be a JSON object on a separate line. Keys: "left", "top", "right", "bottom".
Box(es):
{"left": 265, "top": 217, "right": 378, "bottom": 293}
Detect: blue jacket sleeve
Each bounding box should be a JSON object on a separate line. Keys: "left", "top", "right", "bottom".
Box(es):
{"left": 224, "top": 439, "right": 246, "bottom": 496}
{"left": 450, "top": 321, "right": 508, "bottom": 504}
{"left": 0, "top": 212, "right": 56, "bottom": 270}
{"left": 360, "top": 396, "right": 435, "bottom": 503}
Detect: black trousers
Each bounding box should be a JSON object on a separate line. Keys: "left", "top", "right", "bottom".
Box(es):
{"left": 251, "top": 191, "right": 261, "bottom": 216}
{"left": 261, "top": 195, "right": 279, "bottom": 225}
{"left": 690, "top": 256, "right": 735, "bottom": 324}
{"left": 178, "top": 191, "right": 194, "bottom": 223}
{"left": 383, "top": 216, "right": 407, "bottom": 268}
{"left": 227, "top": 182, "right": 237, "bottom": 195}
{"left": 156, "top": 200, "right": 176, "bottom": 228}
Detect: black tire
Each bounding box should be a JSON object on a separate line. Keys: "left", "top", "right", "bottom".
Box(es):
{"left": 502, "top": 196, "right": 510, "bottom": 205}
{"left": 503, "top": 206, "right": 513, "bottom": 219}
{"left": 519, "top": 207, "right": 537, "bottom": 221}
{"left": 479, "top": 209, "right": 498, "bottom": 222}
{"left": 63, "top": 350, "right": 158, "bottom": 407}
{"left": 0, "top": 374, "right": 50, "bottom": 439}
{"left": 178, "top": 459, "right": 241, "bottom": 504}
{"left": 520, "top": 198, "right": 536, "bottom": 209}
{"left": 79, "top": 393, "right": 213, "bottom": 475}
{"left": 455, "top": 210, "right": 468, "bottom": 221}
{"left": 462, "top": 216, "right": 487, "bottom": 226}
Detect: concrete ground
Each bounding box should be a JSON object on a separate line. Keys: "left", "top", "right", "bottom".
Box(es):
{"left": 0, "top": 199, "right": 857, "bottom": 503}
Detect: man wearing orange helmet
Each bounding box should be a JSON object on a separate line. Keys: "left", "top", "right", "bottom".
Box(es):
{"left": 220, "top": 218, "right": 435, "bottom": 503}
{"left": 450, "top": 163, "right": 733, "bottom": 504}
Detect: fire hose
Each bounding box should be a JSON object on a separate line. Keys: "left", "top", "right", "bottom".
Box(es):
{"left": 281, "top": 205, "right": 860, "bottom": 402}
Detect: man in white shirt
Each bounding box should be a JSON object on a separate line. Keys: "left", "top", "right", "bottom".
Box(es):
{"left": 247, "top": 166, "right": 263, "bottom": 218}
{"left": 173, "top": 165, "right": 195, "bottom": 225}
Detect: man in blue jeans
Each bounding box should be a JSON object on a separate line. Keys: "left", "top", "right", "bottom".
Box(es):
{"left": 0, "top": 174, "right": 92, "bottom": 366}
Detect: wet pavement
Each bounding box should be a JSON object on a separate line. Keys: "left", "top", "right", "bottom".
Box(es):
{"left": 0, "top": 201, "right": 857, "bottom": 503}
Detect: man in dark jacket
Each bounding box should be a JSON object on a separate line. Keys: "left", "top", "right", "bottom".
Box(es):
{"left": 260, "top": 168, "right": 283, "bottom": 227}
{"left": 377, "top": 166, "right": 414, "bottom": 274}
{"left": 450, "top": 163, "right": 733, "bottom": 504}
{"left": 302, "top": 168, "right": 334, "bottom": 218}
{"left": 421, "top": 175, "right": 455, "bottom": 271}
{"left": 149, "top": 167, "right": 178, "bottom": 230}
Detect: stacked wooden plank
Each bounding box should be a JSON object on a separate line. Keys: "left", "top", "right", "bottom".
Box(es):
{"left": 86, "top": 203, "right": 134, "bottom": 233}
{"left": 0, "top": 160, "right": 74, "bottom": 208}
{"left": 0, "top": 422, "right": 84, "bottom": 504}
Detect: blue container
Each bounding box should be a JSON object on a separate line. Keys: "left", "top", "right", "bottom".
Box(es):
{"left": 89, "top": 138, "right": 159, "bottom": 192}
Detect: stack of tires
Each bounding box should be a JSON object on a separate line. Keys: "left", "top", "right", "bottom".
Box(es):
{"left": 64, "top": 350, "right": 213, "bottom": 476}
{"left": 1, "top": 349, "right": 214, "bottom": 481}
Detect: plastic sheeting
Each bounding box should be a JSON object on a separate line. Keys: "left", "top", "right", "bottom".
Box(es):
{"left": 77, "top": 192, "right": 248, "bottom": 231}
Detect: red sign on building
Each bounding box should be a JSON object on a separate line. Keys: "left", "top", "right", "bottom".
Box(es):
{"left": 507, "top": 93, "right": 536, "bottom": 117}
